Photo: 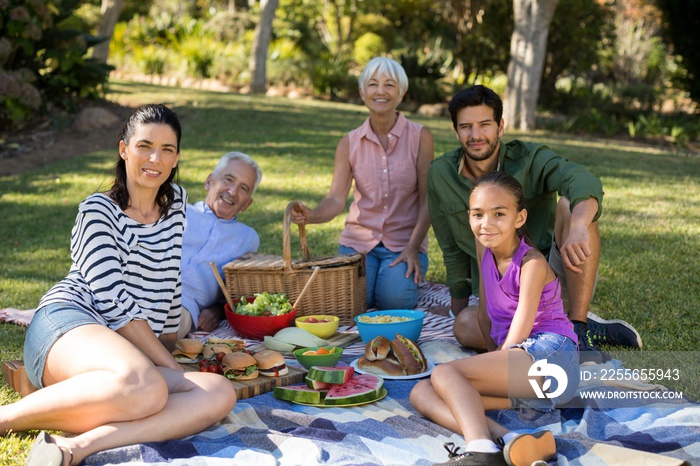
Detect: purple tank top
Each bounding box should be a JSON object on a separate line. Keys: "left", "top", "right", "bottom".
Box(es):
{"left": 482, "top": 237, "right": 577, "bottom": 347}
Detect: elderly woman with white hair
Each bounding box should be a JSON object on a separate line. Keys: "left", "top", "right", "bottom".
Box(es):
{"left": 291, "top": 57, "right": 434, "bottom": 310}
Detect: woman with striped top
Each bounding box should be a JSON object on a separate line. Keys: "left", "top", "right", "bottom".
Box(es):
{"left": 2, "top": 104, "right": 237, "bottom": 466}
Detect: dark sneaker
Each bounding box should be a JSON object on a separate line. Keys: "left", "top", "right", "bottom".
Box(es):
{"left": 587, "top": 312, "right": 643, "bottom": 349}
{"left": 502, "top": 431, "right": 556, "bottom": 466}
{"left": 434, "top": 443, "right": 508, "bottom": 466}
{"left": 575, "top": 322, "right": 612, "bottom": 364}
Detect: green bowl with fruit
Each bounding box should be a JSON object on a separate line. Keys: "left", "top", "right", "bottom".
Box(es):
{"left": 295, "top": 315, "right": 340, "bottom": 339}
{"left": 293, "top": 346, "right": 343, "bottom": 370}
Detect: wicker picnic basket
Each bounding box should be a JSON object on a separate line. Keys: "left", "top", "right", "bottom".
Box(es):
{"left": 222, "top": 201, "right": 366, "bottom": 325}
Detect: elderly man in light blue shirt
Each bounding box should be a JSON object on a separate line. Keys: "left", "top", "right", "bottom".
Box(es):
{"left": 178, "top": 152, "right": 262, "bottom": 338}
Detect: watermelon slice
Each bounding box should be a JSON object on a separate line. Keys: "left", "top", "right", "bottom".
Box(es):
{"left": 307, "top": 366, "right": 355, "bottom": 384}
{"left": 349, "top": 373, "right": 384, "bottom": 392}
{"left": 305, "top": 376, "right": 331, "bottom": 391}
{"left": 274, "top": 384, "right": 322, "bottom": 404}
{"left": 324, "top": 377, "right": 382, "bottom": 405}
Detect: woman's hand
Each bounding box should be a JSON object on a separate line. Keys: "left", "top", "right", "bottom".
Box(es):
{"left": 390, "top": 247, "right": 423, "bottom": 284}
{"left": 290, "top": 202, "right": 312, "bottom": 225}
{"left": 118, "top": 320, "right": 183, "bottom": 371}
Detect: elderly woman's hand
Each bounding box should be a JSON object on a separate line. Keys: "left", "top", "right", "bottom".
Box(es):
{"left": 390, "top": 247, "right": 423, "bottom": 284}
{"left": 290, "top": 202, "right": 312, "bottom": 224}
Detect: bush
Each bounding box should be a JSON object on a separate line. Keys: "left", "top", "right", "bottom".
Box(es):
{"left": 353, "top": 33, "right": 387, "bottom": 68}
{"left": 0, "top": 0, "right": 112, "bottom": 128}
{"left": 399, "top": 52, "right": 446, "bottom": 104}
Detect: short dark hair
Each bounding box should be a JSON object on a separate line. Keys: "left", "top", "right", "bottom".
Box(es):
{"left": 448, "top": 85, "right": 503, "bottom": 130}
{"left": 110, "top": 104, "right": 182, "bottom": 216}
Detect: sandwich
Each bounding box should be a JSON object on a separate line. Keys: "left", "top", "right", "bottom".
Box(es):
{"left": 357, "top": 334, "right": 428, "bottom": 376}
{"left": 206, "top": 337, "right": 245, "bottom": 352}
{"left": 390, "top": 334, "right": 427, "bottom": 375}
{"left": 202, "top": 343, "right": 233, "bottom": 359}
{"left": 357, "top": 355, "right": 406, "bottom": 376}
{"left": 253, "top": 350, "right": 289, "bottom": 377}
{"left": 172, "top": 338, "right": 204, "bottom": 363}
{"left": 364, "top": 336, "right": 391, "bottom": 361}
{"left": 221, "top": 352, "right": 259, "bottom": 380}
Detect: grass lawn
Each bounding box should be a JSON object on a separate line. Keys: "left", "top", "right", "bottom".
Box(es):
{"left": 1, "top": 80, "right": 698, "bottom": 463}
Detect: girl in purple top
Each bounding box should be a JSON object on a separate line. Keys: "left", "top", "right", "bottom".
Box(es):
{"left": 411, "top": 172, "right": 578, "bottom": 466}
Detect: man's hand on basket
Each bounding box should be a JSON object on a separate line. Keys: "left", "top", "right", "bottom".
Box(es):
{"left": 390, "top": 247, "right": 423, "bottom": 284}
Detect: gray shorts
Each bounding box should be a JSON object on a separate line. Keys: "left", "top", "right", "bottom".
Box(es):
{"left": 23, "top": 303, "right": 99, "bottom": 388}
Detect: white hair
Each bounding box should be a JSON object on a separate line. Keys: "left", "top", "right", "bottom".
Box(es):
{"left": 212, "top": 151, "right": 262, "bottom": 194}
{"left": 358, "top": 57, "right": 409, "bottom": 96}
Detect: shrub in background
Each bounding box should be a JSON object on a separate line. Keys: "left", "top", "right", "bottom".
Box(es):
{"left": 0, "top": 0, "right": 112, "bottom": 129}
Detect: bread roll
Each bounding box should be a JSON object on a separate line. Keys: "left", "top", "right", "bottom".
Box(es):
{"left": 364, "top": 336, "right": 391, "bottom": 361}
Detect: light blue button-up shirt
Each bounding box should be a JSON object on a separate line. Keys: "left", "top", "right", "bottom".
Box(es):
{"left": 180, "top": 201, "right": 259, "bottom": 324}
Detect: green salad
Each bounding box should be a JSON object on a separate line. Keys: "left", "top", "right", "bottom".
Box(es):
{"left": 235, "top": 292, "right": 293, "bottom": 316}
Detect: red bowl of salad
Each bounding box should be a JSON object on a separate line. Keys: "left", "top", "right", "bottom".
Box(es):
{"left": 224, "top": 293, "right": 296, "bottom": 340}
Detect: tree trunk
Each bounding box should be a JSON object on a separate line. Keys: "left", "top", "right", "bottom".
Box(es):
{"left": 92, "top": 0, "right": 125, "bottom": 64}
{"left": 505, "top": 0, "right": 559, "bottom": 131}
{"left": 249, "top": 0, "right": 280, "bottom": 94}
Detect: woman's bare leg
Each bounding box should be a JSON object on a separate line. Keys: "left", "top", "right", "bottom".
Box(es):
{"left": 0, "top": 324, "right": 236, "bottom": 465}
{"left": 49, "top": 368, "right": 236, "bottom": 465}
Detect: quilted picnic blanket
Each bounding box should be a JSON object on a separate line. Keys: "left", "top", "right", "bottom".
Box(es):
{"left": 86, "top": 312, "right": 700, "bottom": 465}
{"left": 2, "top": 283, "right": 699, "bottom": 465}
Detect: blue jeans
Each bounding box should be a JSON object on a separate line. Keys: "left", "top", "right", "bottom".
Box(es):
{"left": 339, "top": 243, "right": 428, "bottom": 310}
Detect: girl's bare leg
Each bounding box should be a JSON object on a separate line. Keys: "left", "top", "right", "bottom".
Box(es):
{"left": 410, "top": 348, "right": 538, "bottom": 443}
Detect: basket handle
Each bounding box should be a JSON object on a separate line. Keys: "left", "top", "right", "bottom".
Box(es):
{"left": 283, "top": 201, "right": 311, "bottom": 270}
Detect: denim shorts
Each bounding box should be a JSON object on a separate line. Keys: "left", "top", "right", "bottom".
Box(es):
{"left": 509, "top": 332, "right": 579, "bottom": 411}
{"left": 23, "top": 303, "right": 100, "bottom": 389}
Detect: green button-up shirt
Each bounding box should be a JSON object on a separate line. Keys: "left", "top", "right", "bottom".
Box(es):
{"left": 428, "top": 140, "right": 604, "bottom": 299}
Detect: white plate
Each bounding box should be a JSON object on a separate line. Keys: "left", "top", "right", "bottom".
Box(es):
{"left": 350, "top": 358, "right": 434, "bottom": 380}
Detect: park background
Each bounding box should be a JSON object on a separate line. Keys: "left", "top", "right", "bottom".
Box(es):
{"left": 1, "top": 1, "right": 699, "bottom": 464}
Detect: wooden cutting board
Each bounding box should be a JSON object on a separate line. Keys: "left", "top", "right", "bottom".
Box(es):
{"left": 181, "top": 363, "right": 307, "bottom": 399}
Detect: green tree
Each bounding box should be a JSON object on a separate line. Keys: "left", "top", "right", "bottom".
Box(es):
{"left": 249, "top": 0, "right": 280, "bottom": 93}
{"left": 505, "top": 0, "right": 560, "bottom": 130}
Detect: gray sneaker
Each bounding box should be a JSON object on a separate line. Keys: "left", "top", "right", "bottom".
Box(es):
{"left": 434, "top": 443, "right": 508, "bottom": 466}
{"left": 587, "top": 312, "right": 643, "bottom": 349}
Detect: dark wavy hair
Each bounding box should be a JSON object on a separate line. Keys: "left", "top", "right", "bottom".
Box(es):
{"left": 471, "top": 171, "right": 534, "bottom": 246}
{"left": 109, "top": 104, "right": 182, "bottom": 216}
{"left": 448, "top": 85, "right": 503, "bottom": 131}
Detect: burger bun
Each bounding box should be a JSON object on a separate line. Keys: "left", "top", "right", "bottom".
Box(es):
{"left": 253, "top": 350, "right": 289, "bottom": 377}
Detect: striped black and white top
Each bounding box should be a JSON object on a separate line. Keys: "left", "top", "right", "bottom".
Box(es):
{"left": 39, "top": 184, "right": 187, "bottom": 336}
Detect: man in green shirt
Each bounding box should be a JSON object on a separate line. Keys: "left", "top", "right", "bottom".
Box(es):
{"left": 428, "top": 85, "right": 641, "bottom": 363}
